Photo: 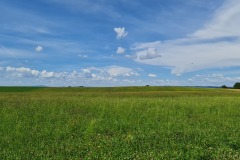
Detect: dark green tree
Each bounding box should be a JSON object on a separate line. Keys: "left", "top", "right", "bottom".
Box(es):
{"left": 233, "top": 82, "right": 240, "bottom": 89}
{"left": 221, "top": 85, "right": 228, "bottom": 88}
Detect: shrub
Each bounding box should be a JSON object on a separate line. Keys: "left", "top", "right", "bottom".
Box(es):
{"left": 221, "top": 85, "right": 228, "bottom": 88}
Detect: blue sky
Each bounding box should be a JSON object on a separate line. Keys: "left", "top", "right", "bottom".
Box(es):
{"left": 1, "top": 0, "right": 240, "bottom": 86}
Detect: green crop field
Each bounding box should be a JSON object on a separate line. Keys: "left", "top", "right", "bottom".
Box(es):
{"left": 0, "top": 86, "right": 239, "bottom": 159}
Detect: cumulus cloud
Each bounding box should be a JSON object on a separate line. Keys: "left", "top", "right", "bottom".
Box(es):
{"left": 7, "top": 66, "right": 39, "bottom": 78}
{"left": 6, "top": 66, "right": 15, "bottom": 72}
{"left": 5, "top": 65, "right": 138, "bottom": 79}
{"left": 6, "top": 66, "right": 54, "bottom": 78}
{"left": 41, "top": 70, "right": 55, "bottom": 78}
{"left": 81, "top": 68, "right": 91, "bottom": 73}
{"left": 35, "top": 46, "right": 43, "bottom": 52}
{"left": 116, "top": 47, "right": 125, "bottom": 54}
{"left": 106, "top": 66, "right": 138, "bottom": 77}
{"left": 132, "top": 0, "right": 240, "bottom": 75}
{"left": 148, "top": 74, "right": 157, "bottom": 78}
{"left": 4, "top": 66, "right": 239, "bottom": 86}
{"left": 2, "top": 65, "right": 141, "bottom": 86}
{"left": 138, "top": 48, "right": 162, "bottom": 60}
{"left": 114, "top": 27, "right": 128, "bottom": 39}
{"left": 82, "top": 68, "right": 138, "bottom": 85}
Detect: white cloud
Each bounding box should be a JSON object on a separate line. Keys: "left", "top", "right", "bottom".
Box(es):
{"left": 148, "top": 74, "right": 157, "bottom": 78}
{"left": 35, "top": 46, "right": 43, "bottom": 52}
{"left": 138, "top": 48, "right": 162, "bottom": 60}
{"left": 6, "top": 66, "right": 54, "bottom": 78}
{"left": 6, "top": 66, "right": 15, "bottom": 72}
{"left": 125, "top": 54, "right": 137, "bottom": 59}
{"left": 31, "top": 70, "right": 40, "bottom": 76}
{"left": 20, "top": 38, "right": 88, "bottom": 56}
{"left": 2, "top": 65, "right": 141, "bottom": 86}
{"left": 132, "top": 41, "right": 161, "bottom": 50}
{"left": 10, "top": 25, "right": 51, "bottom": 35}
{"left": 78, "top": 54, "right": 88, "bottom": 58}
{"left": 80, "top": 66, "right": 139, "bottom": 81}
{"left": 0, "top": 47, "right": 38, "bottom": 58}
{"left": 132, "top": 0, "right": 240, "bottom": 75}
{"left": 116, "top": 47, "right": 125, "bottom": 54}
{"left": 106, "top": 66, "right": 138, "bottom": 77}
{"left": 188, "top": 73, "right": 240, "bottom": 86}
{"left": 41, "top": 70, "right": 55, "bottom": 78}
{"left": 6, "top": 66, "right": 40, "bottom": 78}
{"left": 6, "top": 65, "right": 138, "bottom": 79}
{"left": 81, "top": 68, "right": 91, "bottom": 73}
{"left": 4, "top": 65, "right": 240, "bottom": 86}
{"left": 114, "top": 27, "right": 128, "bottom": 39}
{"left": 191, "top": 0, "right": 240, "bottom": 39}
{"left": 16, "top": 67, "right": 32, "bottom": 73}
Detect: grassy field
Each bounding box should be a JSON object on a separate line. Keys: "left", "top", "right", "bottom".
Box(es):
{"left": 0, "top": 86, "right": 240, "bottom": 159}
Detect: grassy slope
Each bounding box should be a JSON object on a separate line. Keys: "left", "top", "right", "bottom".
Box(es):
{"left": 0, "top": 87, "right": 239, "bottom": 159}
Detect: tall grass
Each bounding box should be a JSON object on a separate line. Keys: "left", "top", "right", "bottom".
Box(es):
{"left": 0, "top": 87, "right": 239, "bottom": 159}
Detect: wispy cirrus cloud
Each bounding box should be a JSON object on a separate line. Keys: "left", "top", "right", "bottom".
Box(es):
{"left": 191, "top": 0, "right": 240, "bottom": 39}
{"left": 0, "top": 1, "right": 54, "bottom": 35}
{"left": 0, "top": 46, "right": 43, "bottom": 59}
{"left": 78, "top": 54, "right": 88, "bottom": 58}
{"left": 16, "top": 38, "right": 84, "bottom": 56}
{"left": 45, "top": 0, "right": 122, "bottom": 19}
{"left": 132, "top": 0, "right": 240, "bottom": 75}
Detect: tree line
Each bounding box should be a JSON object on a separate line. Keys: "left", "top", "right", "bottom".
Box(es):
{"left": 222, "top": 82, "right": 240, "bottom": 89}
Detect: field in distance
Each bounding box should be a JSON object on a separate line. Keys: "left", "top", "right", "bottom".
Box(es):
{"left": 0, "top": 86, "right": 239, "bottom": 159}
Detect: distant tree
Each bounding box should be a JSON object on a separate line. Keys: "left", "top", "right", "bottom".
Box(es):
{"left": 146, "top": 85, "right": 150, "bottom": 87}
{"left": 221, "top": 85, "right": 228, "bottom": 88}
{"left": 233, "top": 82, "right": 240, "bottom": 89}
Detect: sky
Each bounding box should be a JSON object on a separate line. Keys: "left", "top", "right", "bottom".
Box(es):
{"left": 1, "top": 0, "right": 240, "bottom": 87}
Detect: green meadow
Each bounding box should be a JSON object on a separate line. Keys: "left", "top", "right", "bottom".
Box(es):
{"left": 0, "top": 86, "right": 239, "bottom": 159}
